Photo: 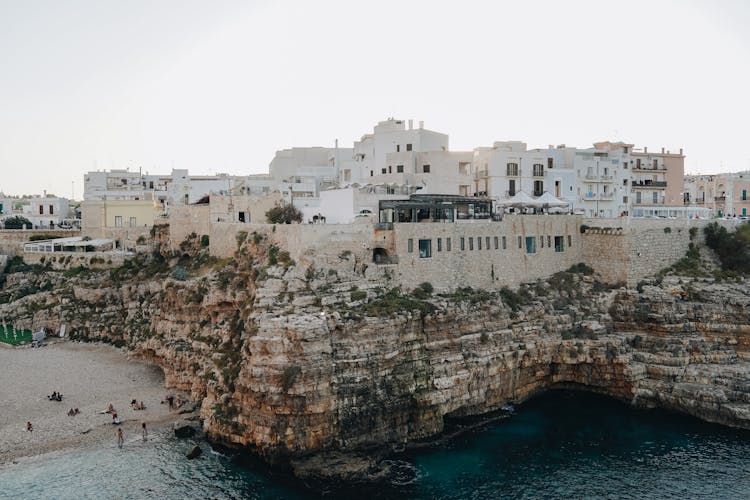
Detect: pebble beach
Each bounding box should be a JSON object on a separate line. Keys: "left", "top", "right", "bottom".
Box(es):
{"left": 0, "top": 341, "right": 185, "bottom": 464}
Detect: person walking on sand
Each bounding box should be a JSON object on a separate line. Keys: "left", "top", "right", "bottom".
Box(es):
{"left": 142, "top": 422, "right": 148, "bottom": 441}
{"left": 117, "top": 428, "right": 124, "bottom": 448}
{"left": 26, "top": 421, "right": 33, "bottom": 432}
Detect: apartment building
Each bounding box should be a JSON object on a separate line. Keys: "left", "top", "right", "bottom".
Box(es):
{"left": 685, "top": 171, "right": 750, "bottom": 217}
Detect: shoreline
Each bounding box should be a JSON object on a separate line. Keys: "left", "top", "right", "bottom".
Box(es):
{"left": 0, "top": 340, "right": 193, "bottom": 465}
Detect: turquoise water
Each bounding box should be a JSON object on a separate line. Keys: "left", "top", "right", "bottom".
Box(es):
{"left": 2, "top": 390, "right": 750, "bottom": 499}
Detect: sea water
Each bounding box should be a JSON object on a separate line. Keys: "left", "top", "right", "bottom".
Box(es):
{"left": 2, "top": 390, "right": 749, "bottom": 499}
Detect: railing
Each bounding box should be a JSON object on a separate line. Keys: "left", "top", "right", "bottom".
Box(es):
{"left": 715, "top": 196, "right": 727, "bottom": 202}
{"left": 599, "top": 192, "right": 615, "bottom": 199}
{"left": 632, "top": 166, "right": 667, "bottom": 172}
{"left": 695, "top": 198, "right": 706, "bottom": 204}
{"left": 632, "top": 181, "right": 667, "bottom": 188}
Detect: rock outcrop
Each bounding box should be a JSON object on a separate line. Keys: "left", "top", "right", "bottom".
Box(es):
{"left": 1, "top": 231, "right": 749, "bottom": 472}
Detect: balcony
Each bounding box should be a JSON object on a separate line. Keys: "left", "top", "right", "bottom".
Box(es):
{"left": 632, "top": 181, "right": 667, "bottom": 188}
{"left": 695, "top": 198, "right": 707, "bottom": 204}
{"left": 715, "top": 196, "right": 727, "bottom": 202}
{"left": 584, "top": 174, "right": 615, "bottom": 182}
{"left": 632, "top": 165, "right": 667, "bottom": 172}
{"left": 599, "top": 192, "right": 615, "bottom": 200}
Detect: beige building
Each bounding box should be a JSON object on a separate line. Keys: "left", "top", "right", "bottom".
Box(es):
{"left": 685, "top": 171, "right": 750, "bottom": 217}
{"left": 629, "top": 147, "right": 685, "bottom": 213}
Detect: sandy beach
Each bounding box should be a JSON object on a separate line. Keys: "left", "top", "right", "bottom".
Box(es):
{"left": 0, "top": 341, "right": 189, "bottom": 464}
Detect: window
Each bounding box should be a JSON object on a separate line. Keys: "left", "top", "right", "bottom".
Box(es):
{"left": 525, "top": 236, "right": 536, "bottom": 254}
{"left": 406, "top": 143, "right": 412, "bottom": 151}
{"left": 396, "top": 145, "right": 400, "bottom": 152}
{"left": 423, "top": 164, "right": 431, "bottom": 173}
{"left": 494, "top": 236, "right": 499, "bottom": 250}
{"left": 370, "top": 170, "right": 374, "bottom": 177}
{"left": 547, "top": 158, "right": 553, "bottom": 169}
{"left": 555, "top": 236, "right": 565, "bottom": 252}
{"left": 743, "top": 208, "right": 747, "bottom": 216}
{"left": 547, "top": 235, "right": 551, "bottom": 248}
{"left": 636, "top": 158, "right": 641, "bottom": 168}
{"left": 388, "top": 166, "right": 392, "bottom": 173}
{"left": 477, "top": 237, "right": 482, "bottom": 250}
{"left": 149, "top": 181, "right": 154, "bottom": 189}
{"left": 508, "top": 179, "right": 516, "bottom": 197}
{"left": 506, "top": 163, "right": 519, "bottom": 176}
{"left": 486, "top": 237, "right": 491, "bottom": 250}
{"left": 743, "top": 189, "right": 747, "bottom": 201}
{"left": 437, "top": 238, "right": 442, "bottom": 252}
{"left": 540, "top": 235, "right": 544, "bottom": 248}
{"left": 39, "top": 205, "right": 44, "bottom": 214}
{"left": 652, "top": 191, "right": 658, "bottom": 203}
{"left": 114, "top": 216, "right": 123, "bottom": 227}
{"left": 533, "top": 164, "right": 544, "bottom": 177}
{"left": 567, "top": 235, "right": 572, "bottom": 247}
{"left": 460, "top": 237, "right": 465, "bottom": 251}
{"left": 381, "top": 168, "right": 387, "bottom": 174}
{"left": 653, "top": 159, "right": 658, "bottom": 168}
{"left": 446, "top": 238, "right": 452, "bottom": 251}
{"left": 502, "top": 236, "right": 507, "bottom": 249}
{"left": 469, "top": 237, "right": 474, "bottom": 250}
{"left": 49, "top": 205, "right": 54, "bottom": 215}
{"left": 533, "top": 180, "right": 544, "bottom": 196}
{"left": 407, "top": 239, "right": 413, "bottom": 253}
{"left": 518, "top": 236, "right": 522, "bottom": 249}
{"left": 397, "top": 165, "right": 404, "bottom": 173}
{"left": 129, "top": 217, "right": 137, "bottom": 227}
{"left": 418, "top": 239, "right": 432, "bottom": 258}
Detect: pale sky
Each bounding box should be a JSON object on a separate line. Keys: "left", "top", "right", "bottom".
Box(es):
{"left": 1, "top": 0, "right": 749, "bottom": 198}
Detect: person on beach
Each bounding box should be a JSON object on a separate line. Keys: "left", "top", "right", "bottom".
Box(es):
{"left": 107, "top": 403, "right": 114, "bottom": 413}
{"left": 26, "top": 421, "right": 33, "bottom": 432}
{"left": 142, "top": 422, "right": 148, "bottom": 441}
{"left": 117, "top": 428, "right": 123, "bottom": 448}
{"left": 167, "top": 395, "right": 174, "bottom": 410}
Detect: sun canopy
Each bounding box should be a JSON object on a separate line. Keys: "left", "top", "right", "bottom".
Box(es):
{"left": 499, "top": 191, "right": 542, "bottom": 208}
{"left": 535, "top": 191, "right": 569, "bottom": 207}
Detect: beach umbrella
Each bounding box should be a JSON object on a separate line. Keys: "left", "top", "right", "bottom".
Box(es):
{"left": 535, "top": 191, "right": 569, "bottom": 208}
{"left": 499, "top": 191, "right": 541, "bottom": 208}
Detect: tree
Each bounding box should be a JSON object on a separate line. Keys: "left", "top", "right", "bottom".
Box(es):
{"left": 265, "top": 204, "right": 303, "bottom": 224}
{"left": 3, "top": 216, "right": 32, "bottom": 229}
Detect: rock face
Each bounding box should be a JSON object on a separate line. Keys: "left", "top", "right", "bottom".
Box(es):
{"left": 1, "top": 233, "right": 749, "bottom": 469}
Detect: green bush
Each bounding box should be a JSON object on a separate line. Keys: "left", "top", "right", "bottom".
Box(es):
{"left": 28, "top": 234, "right": 59, "bottom": 241}
{"left": 350, "top": 290, "right": 367, "bottom": 301}
{"left": 663, "top": 227, "right": 672, "bottom": 233}
{"left": 200, "top": 235, "right": 210, "bottom": 247}
{"left": 3, "top": 216, "right": 32, "bottom": 229}
{"left": 266, "top": 204, "right": 303, "bottom": 224}
{"left": 704, "top": 222, "right": 750, "bottom": 273}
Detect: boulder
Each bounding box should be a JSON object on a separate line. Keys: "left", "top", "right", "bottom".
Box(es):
{"left": 186, "top": 445, "right": 202, "bottom": 459}
{"left": 174, "top": 424, "right": 197, "bottom": 438}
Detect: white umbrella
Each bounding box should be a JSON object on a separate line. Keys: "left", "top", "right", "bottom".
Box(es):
{"left": 499, "top": 191, "right": 542, "bottom": 208}
{"left": 535, "top": 191, "right": 569, "bottom": 208}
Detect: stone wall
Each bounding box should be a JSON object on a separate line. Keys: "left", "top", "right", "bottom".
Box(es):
{"left": 169, "top": 205, "right": 210, "bottom": 252}
{"left": 389, "top": 215, "right": 582, "bottom": 291}
{"left": 0, "top": 230, "right": 81, "bottom": 257}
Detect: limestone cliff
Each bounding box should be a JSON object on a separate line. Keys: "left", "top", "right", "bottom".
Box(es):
{"left": 1, "top": 230, "right": 749, "bottom": 469}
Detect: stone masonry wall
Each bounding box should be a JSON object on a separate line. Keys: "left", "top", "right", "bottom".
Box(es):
{"left": 0, "top": 230, "right": 81, "bottom": 257}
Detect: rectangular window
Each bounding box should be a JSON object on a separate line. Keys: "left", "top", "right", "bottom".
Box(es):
{"left": 406, "top": 143, "right": 412, "bottom": 151}
{"left": 494, "top": 236, "right": 499, "bottom": 250}
{"left": 437, "top": 238, "right": 442, "bottom": 252}
{"left": 460, "top": 237, "right": 465, "bottom": 251}
{"left": 486, "top": 237, "right": 491, "bottom": 250}
{"left": 388, "top": 166, "right": 392, "bottom": 173}
{"left": 547, "top": 157, "right": 553, "bottom": 169}
{"left": 477, "top": 237, "right": 482, "bottom": 250}
{"left": 397, "top": 165, "right": 404, "bottom": 173}
{"left": 396, "top": 145, "right": 400, "bottom": 152}
{"left": 149, "top": 181, "right": 154, "bottom": 189}
{"left": 407, "top": 239, "right": 413, "bottom": 253}
{"left": 370, "top": 170, "right": 374, "bottom": 177}
{"left": 418, "top": 239, "right": 431, "bottom": 258}
{"left": 506, "top": 163, "right": 519, "bottom": 176}
{"left": 381, "top": 168, "right": 387, "bottom": 174}
{"left": 525, "top": 236, "right": 536, "bottom": 254}
{"left": 39, "top": 205, "right": 44, "bottom": 215}
{"left": 446, "top": 238, "right": 452, "bottom": 251}
{"left": 518, "top": 236, "right": 522, "bottom": 249}
{"left": 533, "top": 180, "right": 544, "bottom": 196}
{"left": 533, "top": 164, "right": 544, "bottom": 177}
{"left": 502, "top": 236, "right": 507, "bottom": 249}
{"left": 540, "top": 235, "right": 544, "bottom": 248}
{"left": 508, "top": 179, "right": 516, "bottom": 197}
{"left": 469, "top": 237, "right": 474, "bottom": 250}
{"left": 423, "top": 164, "right": 431, "bottom": 173}
{"left": 547, "top": 235, "right": 551, "bottom": 248}
{"left": 653, "top": 191, "right": 658, "bottom": 203}
{"left": 129, "top": 217, "right": 137, "bottom": 227}
{"left": 555, "top": 236, "right": 564, "bottom": 252}
{"left": 743, "top": 189, "right": 747, "bottom": 201}
{"left": 568, "top": 235, "right": 572, "bottom": 247}
{"left": 49, "top": 205, "right": 54, "bottom": 215}
{"left": 636, "top": 158, "right": 641, "bottom": 168}
{"left": 114, "top": 216, "right": 123, "bottom": 227}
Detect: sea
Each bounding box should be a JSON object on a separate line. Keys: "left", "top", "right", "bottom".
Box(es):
{"left": 2, "top": 390, "right": 749, "bottom": 499}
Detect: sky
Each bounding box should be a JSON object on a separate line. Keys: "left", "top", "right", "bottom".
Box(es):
{"left": 1, "top": 0, "right": 749, "bottom": 198}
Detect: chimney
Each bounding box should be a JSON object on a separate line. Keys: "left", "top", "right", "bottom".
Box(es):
{"left": 680, "top": 148, "right": 683, "bottom": 155}
{"left": 408, "top": 119, "right": 413, "bottom": 130}
{"left": 644, "top": 147, "right": 648, "bottom": 153}
{"left": 661, "top": 147, "right": 665, "bottom": 154}
{"left": 419, "top": 120, "right": 424, "bottom": 129}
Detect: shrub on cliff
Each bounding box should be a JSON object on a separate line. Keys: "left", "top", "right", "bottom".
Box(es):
{"left": 265, "top": 204, "right": 303, "bottom": 224}
{"left": 704, "top": 222, "right": 750, "bottom": 273}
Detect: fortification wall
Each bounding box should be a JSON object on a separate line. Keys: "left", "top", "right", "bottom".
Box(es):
{"left": 581, "top": 229, "right": 629, "bottom": 285}
{"left": 390, "top": 215, "right": 582, "bottom": 291}
{"left": 169, "top": 205, "right": 210, "bottom": 252}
